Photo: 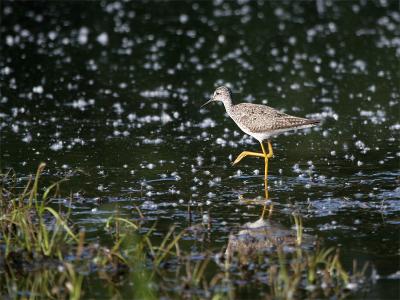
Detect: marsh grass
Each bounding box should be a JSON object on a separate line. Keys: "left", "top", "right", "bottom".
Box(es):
{"left": 0, "top": 163, "right": 77, "bottom": 259}
{"left": 0, "top": 164, "right": 371, "bottom": 299}
{"left": 266, "top": 247, "right": 354, "bottom": 300}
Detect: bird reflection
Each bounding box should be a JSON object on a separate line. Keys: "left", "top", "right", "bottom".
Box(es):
{"left": 225, "top": 216, "right": 314, "bottom": 263}
{"left": 227, "top": 182, "right": 314, "bottom": 263}
{"left": 238, "top": 178, "right": 274, "bottom": 218}
{"left": 262, "top": 178, "right": 273, "bottom": 218}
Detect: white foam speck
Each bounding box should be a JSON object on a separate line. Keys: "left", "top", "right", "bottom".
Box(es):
{"left": 199, "top": 118, "right": 216, "bottom": 128}
{"left": 96, "top": 32, "right": 109, "bottom": 45}
{"left": 78, "top": 27, "right": 89, "bottom": 45}
{"left": 161, "top": 112, "right": 172, "bottom": 124}
{"left": 33, "top": 86, "right": 44, "bottom": 94}
{"left": 179, "top": 14, "right": 188, "bottom": 24}
{"left": 50, "top": 141, "right": 63, "bottom": 151}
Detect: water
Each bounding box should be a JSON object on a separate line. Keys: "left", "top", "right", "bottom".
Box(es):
{"left": 1, "top": 1, "right": 399, "bottom": 299}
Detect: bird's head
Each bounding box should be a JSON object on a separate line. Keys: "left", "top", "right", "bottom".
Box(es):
{"left": 201, "top": 86, "right": 233, "bottom": 108}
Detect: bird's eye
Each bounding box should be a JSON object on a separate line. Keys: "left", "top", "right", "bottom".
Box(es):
{"left": 216, "top": 92, "right": 220, "bottom": 95}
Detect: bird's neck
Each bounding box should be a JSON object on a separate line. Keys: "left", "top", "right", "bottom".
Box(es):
{"left": 223, "top": 98, "right": 233, "bottom": 114}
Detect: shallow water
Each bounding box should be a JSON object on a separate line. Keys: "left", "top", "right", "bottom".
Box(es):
{"left": 1, "top": 1, "right": 399, "bottom": 299}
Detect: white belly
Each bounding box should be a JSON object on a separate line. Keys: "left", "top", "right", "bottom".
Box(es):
{"left": 233, "top": 120, "right": 315, "bottom": 143}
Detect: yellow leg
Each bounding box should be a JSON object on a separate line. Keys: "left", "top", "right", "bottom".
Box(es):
{"left": 232, "top": 151, "right": 264, "bottom": 165}
{"left": 268, "top": 141, "right": 273, "bottom": 157}
{"left": 233, "top": 140, "right": 274, "bottom": 201}
{"left": 260, "top": 201, "right": 274, "bottom": 218}
{"left": 264, "top": 178, "right": 269, "bottom": 199}
{"left": 261, "top": 201, "right": 274, "bottom": 218}
{"left": 260, "top": 140, "right": 274, "bottom": 158}
{"left": 261, "top": 175, "right": 274, "bottom": 218}
{"left": 263, "top": 142, "right": 274, "bottom": 218}
{"left": 260, "top": 141, "right": 273, "bottom": 182}
{"left": 233, "top": 141, "right": 274, "bottom": 174}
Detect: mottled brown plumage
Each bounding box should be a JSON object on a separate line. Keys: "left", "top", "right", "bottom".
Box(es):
{"left": 230, "top": 103, "right": 319, "bottom": 134}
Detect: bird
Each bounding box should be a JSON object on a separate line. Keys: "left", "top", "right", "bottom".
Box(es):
{"left": 201, "top": 86, "right": 319, "bottom": 184}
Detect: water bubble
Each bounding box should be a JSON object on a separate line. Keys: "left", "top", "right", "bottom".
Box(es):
{"left": 202, "top": 213, "right": 209, "bottom": 224}
{"left": 346, "top": 283, "right": 358, "bottom": 290}
{"left": 141, "top": 201, "right": 158, "bottom": 210}
{"left": 143, "top": 138, "right": 163, "bottom": 145}
{"left": 216, "top": 138, "right": 226, "bottom": 146}
{"left": 113, "top": 102, "right": 124, "bottom": 114}
{"left": 161, "top": 112, "right": 172, "bottom": 124}
{"left": 127, "top": 113, "right": 136, "bottom": 121}
{"left": 292, "top": 163, "right": 302, "bottom": 173}
{"left": 33, "top": 86, "right": 43, "bottom": 94}
{"left": 146, "top": 163, "right": 155, "bottom": 169}
{"left": 50, "top": 141, "right": 63, "bottom": 151}
{"left": 96, "top": 32, "right": 109, "bottom": 45}
{"left": 179, "top": 14, "right": 188, "bottom": 24}
{"left": 199, "top": 118, "right": 216, "bottom": 128}
{"left": 78, "top": 27, "right": 89, "bottom": 44}
{"left": 290, "top": 83, "right": 300, "bottom": 90}
{"left": 11, "top": 124, "right": 19, "bottom": 133}
{"left": 1, "top": 66, "right": 11, "bottom": 75}
{"left": 353, "top": 59, "right": 367, "bottom": 72}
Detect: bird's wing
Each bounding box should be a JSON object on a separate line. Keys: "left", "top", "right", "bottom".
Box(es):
{"left": 232, "top": 103, "right": 317, "bottom": 133}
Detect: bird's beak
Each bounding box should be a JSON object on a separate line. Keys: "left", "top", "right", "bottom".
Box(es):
{"left": 201, "top": 98, "right": 214, "bottom": 108}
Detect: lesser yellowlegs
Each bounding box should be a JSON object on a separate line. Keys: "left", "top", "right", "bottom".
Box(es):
{"left": 202, "top": 86, "right": 319, "bottom": 183}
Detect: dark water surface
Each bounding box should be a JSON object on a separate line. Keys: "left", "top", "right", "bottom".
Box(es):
{"left": 1, "top": 1, "right": 399, "bottom": 299}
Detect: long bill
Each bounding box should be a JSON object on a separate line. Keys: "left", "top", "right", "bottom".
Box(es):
{"left": 201, "top": 99, "right": 214, "bottom": 108}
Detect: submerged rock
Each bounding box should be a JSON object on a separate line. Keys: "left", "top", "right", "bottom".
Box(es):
{"left": 225, "top": 218, "right": 315, "bottom": 262}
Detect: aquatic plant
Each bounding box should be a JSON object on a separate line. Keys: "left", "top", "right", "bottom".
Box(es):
{"left": 0, "top": 165, "right": 371, "bottom": 299}
{"left": 0, "top": 163, "right": 78, "bottom": 257}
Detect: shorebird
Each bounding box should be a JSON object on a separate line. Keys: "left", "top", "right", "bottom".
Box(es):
{"left": 202, "top": 86, "right": 319, "bottom": 183}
